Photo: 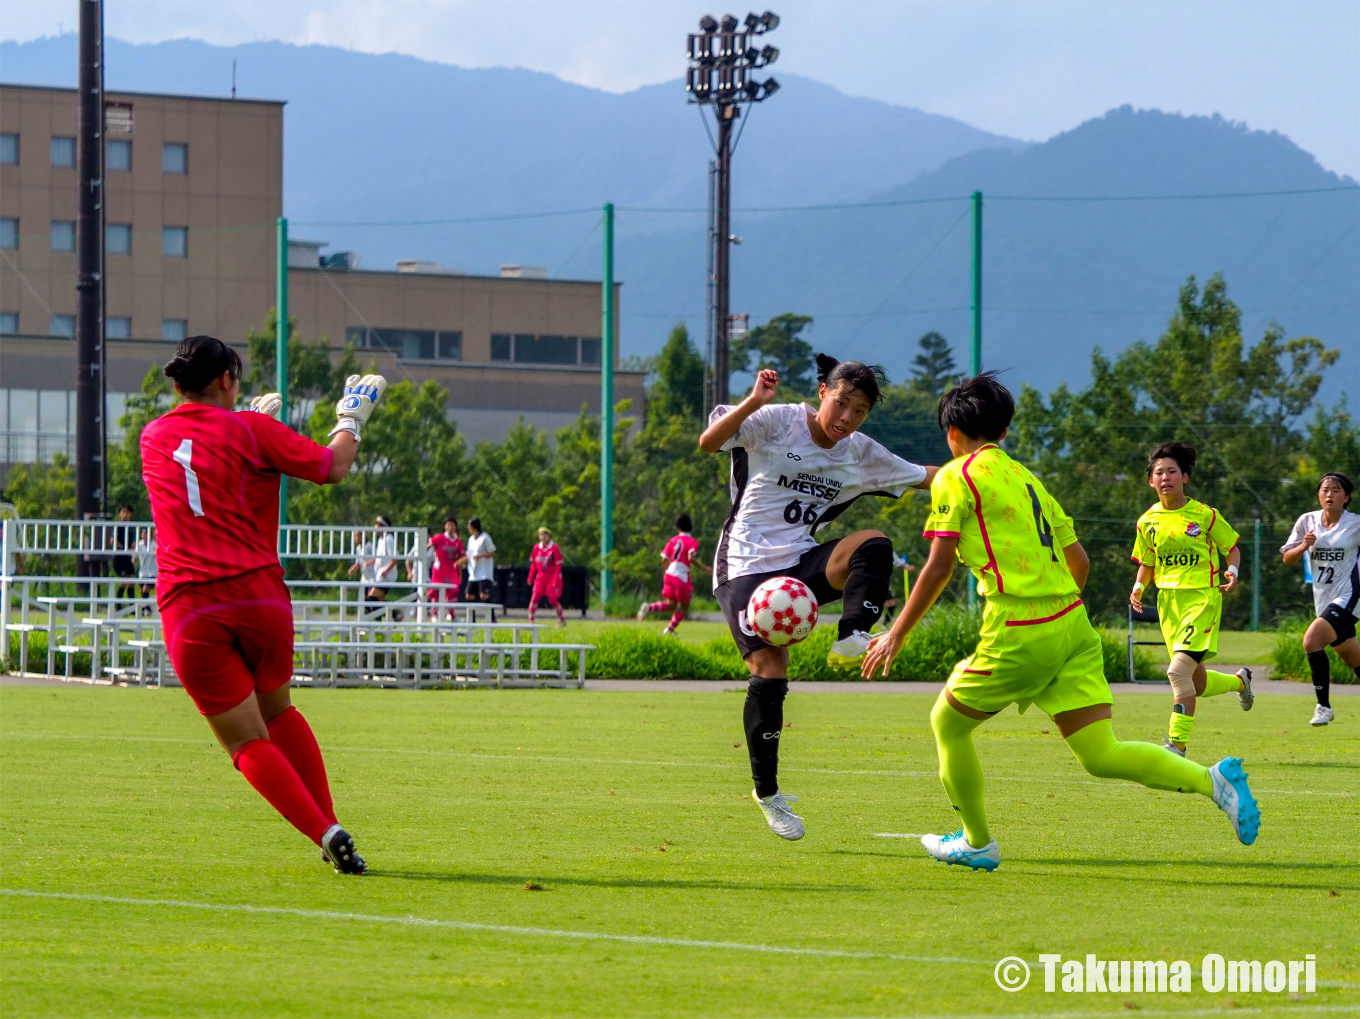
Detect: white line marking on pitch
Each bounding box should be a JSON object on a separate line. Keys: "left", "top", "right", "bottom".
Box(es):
{"left": 874, "top": 833, "right": 927, "bottom": 839}
{"left": 0, "top": 888, "right": 984, "bottom": 965}
{"left": 3, "top": 734, "right": 1350, "bottom": 795}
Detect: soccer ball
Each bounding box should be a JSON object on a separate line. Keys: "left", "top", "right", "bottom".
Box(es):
{"left": 746, "top": 576, "right": 819, "bottom": 647}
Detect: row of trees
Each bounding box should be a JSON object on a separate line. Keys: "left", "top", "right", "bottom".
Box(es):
{"left": 4, "top": 274, "right": 1353, "bottom": 625}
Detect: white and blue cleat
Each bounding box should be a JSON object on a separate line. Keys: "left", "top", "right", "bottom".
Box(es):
{"left": 1209, "top": 757, "right": 1260, "bottom": 846}
{"left": 920, "top": 830, "right": 1000, "bottom": 872}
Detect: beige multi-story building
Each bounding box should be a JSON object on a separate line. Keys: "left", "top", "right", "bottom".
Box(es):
{"left": 0, "top": 82, "right": 639, "bottom": 472}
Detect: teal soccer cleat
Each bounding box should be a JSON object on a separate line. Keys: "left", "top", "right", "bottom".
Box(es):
{"left": 1209, "top": 757, "right": 1260, "bottom": 846}
{"left": 920, "top": 829, "right": 1000, "bottom": 872}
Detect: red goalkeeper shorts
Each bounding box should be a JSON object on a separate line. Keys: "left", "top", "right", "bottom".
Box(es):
{"left": 160, "top": 565, "right": 296, "bottom": 716}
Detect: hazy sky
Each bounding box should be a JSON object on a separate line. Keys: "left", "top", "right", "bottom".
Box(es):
{"left": 5, "top": 0, "right": 1357, "bottom": 178}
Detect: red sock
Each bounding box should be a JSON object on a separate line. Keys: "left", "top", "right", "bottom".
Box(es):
{"left": 647, "top": 601, "right": 667, "bottom": 614}
{"left": 266, "top": 706, "right": 337, "bottom": 824}
{"left": 668, "top": 608, "right": 686, "bottom": 631}
{"left": 232, "top": 738, "right": 332, "bottom": 845}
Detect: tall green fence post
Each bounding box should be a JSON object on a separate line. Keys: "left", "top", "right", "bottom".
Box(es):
{"left": 600, "top": 202, "right": 615, "bottom": 609}
{"left": 1251, "top": 517, "right": 1262, "bottom": 631}
{"left": 967, "top": 191, "right": 982, "bottom": 608}
{"left": 276, "top": 216, "right": 290, "bottom": 525}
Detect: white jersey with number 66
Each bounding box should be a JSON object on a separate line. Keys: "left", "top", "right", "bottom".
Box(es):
{"left": 711, "top": 402, "right": 926, "bottom": 589}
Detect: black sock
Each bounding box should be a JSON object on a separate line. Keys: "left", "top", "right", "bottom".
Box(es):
{"left": 1307, "top": 649, "right": 1330, "bottom": 708}
{"left": 838, "top": 537, "right": 894, "bottom": 639}
{"left": 744, "top": 676, "right": 788, "bottom": 799}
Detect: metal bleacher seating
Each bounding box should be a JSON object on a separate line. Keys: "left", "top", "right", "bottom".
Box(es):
{"left": 2, "top": 518, "right": 592, "bottom": 689}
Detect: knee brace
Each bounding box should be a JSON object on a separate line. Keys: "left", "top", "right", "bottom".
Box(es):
{"left": 839, "top": 536, "right": 894, "bottom": 638}
{"left": 1167, "top": 652, "right": 1199, "bottom": 701}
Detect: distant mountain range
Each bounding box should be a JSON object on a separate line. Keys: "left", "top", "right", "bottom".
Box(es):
{"left": 3, "top": 36, "right": 1356, "bottom": 399}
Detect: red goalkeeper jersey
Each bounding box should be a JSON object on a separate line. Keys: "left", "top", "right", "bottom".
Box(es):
{"left": 141, "top": 404, "right": 333, "bottom": 601}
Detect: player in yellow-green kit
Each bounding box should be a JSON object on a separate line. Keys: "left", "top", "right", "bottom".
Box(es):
{"left": 1130, "top": 441, "right": 1253, "bottom": 758}
{"left": 861, "top": 373, "right": 1259, "bottom": 870}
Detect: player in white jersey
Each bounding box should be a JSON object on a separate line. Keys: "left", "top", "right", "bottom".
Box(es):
{"left": 1281, "top": 472, "right": 1360, "bottom": 726}
{"left": 700, "top": 354, "right": 938, "bottom": 839}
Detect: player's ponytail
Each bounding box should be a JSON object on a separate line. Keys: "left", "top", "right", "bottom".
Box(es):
{"left": 815, "top": 353, "right": 888, "bottom": 406}
{"left": 162, "top": 335, "right": 241, "bottom": 395}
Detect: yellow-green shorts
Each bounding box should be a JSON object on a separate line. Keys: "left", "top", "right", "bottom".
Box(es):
{"left": 1156, "top": 587, "right": 1221, "bottom": 660}
{"left": 946, "top": 593, "right": 1113, "bottom": 717}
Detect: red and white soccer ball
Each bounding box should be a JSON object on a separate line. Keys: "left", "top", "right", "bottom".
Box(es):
{"left": 746, "top": 576, "right": 819, "bottom": 647}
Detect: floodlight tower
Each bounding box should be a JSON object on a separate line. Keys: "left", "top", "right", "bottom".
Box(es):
{"left": 686, "top": 10, "right": 780, "bottom": 408}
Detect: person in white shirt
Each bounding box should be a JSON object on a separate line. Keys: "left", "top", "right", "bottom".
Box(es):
{"left": 699, "top": 354, "right": 938, "bottom": 840}
{"left": 1281, "top": 472, "right": 1360, "bottom": 726}
{"left": 465, "top": 517, "right": 497, "bottom": 620}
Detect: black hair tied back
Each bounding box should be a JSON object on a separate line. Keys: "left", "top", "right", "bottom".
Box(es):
{"left": 815, "top": 353, "right": 888, "bottom": 406}
{"left": 162, "top": 335, "right": 241, "bottom": 394}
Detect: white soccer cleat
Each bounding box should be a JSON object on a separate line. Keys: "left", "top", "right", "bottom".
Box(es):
{"left": 752, "top": 790, "right": 805, "bottom": 840}
{"left": 1310, "top": 704, "right": 1334, "bottom": 726}
{"left": 1209, "top": 756, "right": 1260, "bottom": 846}
{"left": 636, "top": 602, "right": 649, "bottom": 622}
{"left": 1236, "top": 667, "right": 1254, "bottom": 711}
{"left": 920, "top": 830, "right": 1000, "bottom": 872}
{"left": 826, "top": 630, "right": 872, "bottom": 669}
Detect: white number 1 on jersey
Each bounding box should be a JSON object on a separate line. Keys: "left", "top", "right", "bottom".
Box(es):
{"left": 172, "top": 438, "right": 206, "bottom": 517}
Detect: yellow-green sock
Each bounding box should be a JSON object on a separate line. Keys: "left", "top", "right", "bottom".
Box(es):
{"left": 1202, "top": 670, "right": 1241, "bottom": 698}
{"left": 1066, "top": 719, "right": 1212, "bottom": 796}
{"left": 1168, "top": 708, "right": 1195, "bottom": 745}
{"left": 929, "top": 691, "right": 992, "bottom": 847}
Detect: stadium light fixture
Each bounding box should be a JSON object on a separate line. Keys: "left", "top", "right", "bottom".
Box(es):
{"left": 684, "top": 11, "right": 781, "bottom": 407}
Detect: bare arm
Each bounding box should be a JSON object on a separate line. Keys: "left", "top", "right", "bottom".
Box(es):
{"left": 913, "top": 465, "right": 940, "bottom": 490}
{"left": 1063, "top": 540, "right": 1090, "bottom": 592}
{"left": 1281, "top": 530, "right": 1315, "bottom": 565}
{"left": 861, "top": 535, "right": 959, "bottom": 678}
{"left": 698, "top": 369, "right": 779, "bottom": 453}
{"left": 325, "top": 432, "right": 358, "bottom": 484}
{"left": 1129, "top": 563, "right": 1154, "bottom": 613}
{"left": 1220, "top": 544, "right": 1242, "bottom": 592}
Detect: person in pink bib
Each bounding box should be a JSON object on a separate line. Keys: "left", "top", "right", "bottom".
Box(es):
{"left": 638, "top": 513, "right": 710, "bottom": 635}
{"left": 425, "top": 515, "right": 466, "bottom": 620}
{"left": 527, "top": 527, "right": 566, "bottom": 627}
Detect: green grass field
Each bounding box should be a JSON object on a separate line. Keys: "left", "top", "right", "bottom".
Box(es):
{"left": 2, "top": 685, "right": 1356, "bottom": 1017}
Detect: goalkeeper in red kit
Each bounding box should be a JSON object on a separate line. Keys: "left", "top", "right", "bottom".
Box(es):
{"left": 141, "top": 335, "right": 387, "bottom": 874}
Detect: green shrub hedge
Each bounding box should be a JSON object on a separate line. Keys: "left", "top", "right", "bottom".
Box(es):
{"left": 1270, "top": 622, "right": 1356, "bottom": 683}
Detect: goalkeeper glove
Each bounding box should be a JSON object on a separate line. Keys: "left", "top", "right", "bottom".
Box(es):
{"left": 246, "top": 393, "right": 283, "bottom": 417}
{"left": 329, "top": 374, "right": 387, "bottom": 442}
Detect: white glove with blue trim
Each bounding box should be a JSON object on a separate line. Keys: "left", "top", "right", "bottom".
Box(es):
{"left": 329, "top": 374, "right": 387, "bottom": 441}
{"left": 247, "top": 393, "right": 283, "bottom": 417}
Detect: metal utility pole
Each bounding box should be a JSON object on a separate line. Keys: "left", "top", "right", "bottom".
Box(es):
{"left": 74, "top": 0, "right": 105, "bottom": 545}
{"left": 703, "top": 160, "right": 717, "bottom": 411}
{"left": 686, "top": 10, "right": 780, "bottom": 409}
{"left": 600, "top": 202, "right": 616, "bottom": 607}
{"left": 276, "top": 216, "right": 289, "bottom": 523}
{"left": 969, "top": 191, "right": 983, "bottom": 377}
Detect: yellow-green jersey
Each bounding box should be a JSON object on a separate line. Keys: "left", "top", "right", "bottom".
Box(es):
{"left": 924, "top": 444, "right": 1080, "bottom": 600}
{"left": 1131, "top": 499, "right": 1240, "bottom": 589}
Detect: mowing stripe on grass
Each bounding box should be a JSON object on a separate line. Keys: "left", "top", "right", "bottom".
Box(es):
{"left": 3, "top": 733, "right": 1351, "bottom": 796}
{"left": 0, "top": 888, "right": 985, "bottom": 965}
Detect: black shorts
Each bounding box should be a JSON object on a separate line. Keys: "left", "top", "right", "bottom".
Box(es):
{"left": 466, "top": 578, "right": 495, "bottom": 599}
{"left": 1321, "top": 603, "right": 1358, "bottom": 645}
{"left": 716, "top": 540, "right": 843, "bottom": 658}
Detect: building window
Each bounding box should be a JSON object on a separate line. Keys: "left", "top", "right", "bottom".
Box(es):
{"left": 345, "top": 327, "right": 461, "bottom": 361}
{"left": 162, "top": 226, "right": 187, "bottom": 257}
{"left": 0, "top": 312, "right": 17, "bottom": 335}
{"left": 162, "top": 319, "right": 187, "bottom": 341}
{"left": 1, "top": 218, "right": 18, "bottom": 249}
{"left": 106, "top": 223, "right": 132, "bottom": 255}
{"left": 0, "top": 133, "right": 17, "bottom": 165}
{"left": 51, "top": 315, "right": 76, "bottom": 337}
{"left": 106, "top": 139, "right": 131, "bottom": 171}
{"left": 106, "top": 317, "right": 131, "bottom": 339}
{"left": 487, "top": 333, "right": 602, "bottom": 366}
{"left": 50, "top": 136, "right": 76, "bottom": 167}
{"left": 162, "top": 142, "right": 187, "bottom": 174}
{"left": 51, "top": 221, "right": 76, "bottom": 252}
